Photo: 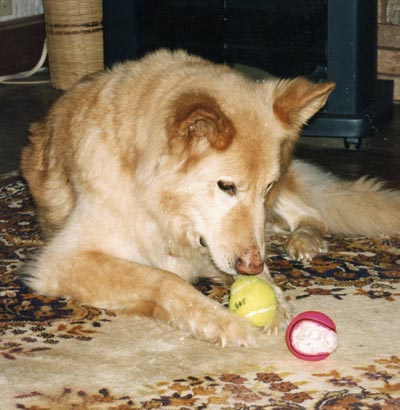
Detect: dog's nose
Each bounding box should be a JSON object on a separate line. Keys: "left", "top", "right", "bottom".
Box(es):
{"left": 235, "top": 248, "right": 264, "bottom": 275}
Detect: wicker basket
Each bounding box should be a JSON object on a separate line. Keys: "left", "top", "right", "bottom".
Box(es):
{"left": 44, "top": 0, "right": 104, "bottom": 90}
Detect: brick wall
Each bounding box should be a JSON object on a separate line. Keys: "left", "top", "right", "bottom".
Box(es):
{"left": 378, "top": 0, "right": 400, "bottom": 101}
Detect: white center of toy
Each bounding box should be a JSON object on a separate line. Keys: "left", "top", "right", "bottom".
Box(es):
{"left": 291, "top": 320, "right": 338, "bottom": 355}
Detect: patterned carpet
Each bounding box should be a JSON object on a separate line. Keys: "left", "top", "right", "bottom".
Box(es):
{"left": 1, "top": 175, "right": 400, "bottom": 410}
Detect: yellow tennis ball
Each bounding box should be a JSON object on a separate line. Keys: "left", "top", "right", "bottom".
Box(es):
{"left": 229, "top": 276, "right": 277, "bottom": 327}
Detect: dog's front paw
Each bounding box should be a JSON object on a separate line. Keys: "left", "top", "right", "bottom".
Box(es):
{"left": 187, "top": 299, "right": 257, "bottom": 347}
{"left": 261, "top": 285, "right": 291, "bottom": 335}
{"left": 263, "top": 296, "right": 291, "bottom": 336}
{"left": 285, "top": 226, "right": 327, "bottom": 261}
{"left": 257, "top": 271, "right": 291, "bottom": 335}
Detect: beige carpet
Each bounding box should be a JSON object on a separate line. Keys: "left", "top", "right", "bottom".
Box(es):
{"left": 1, "top": 175, "right": 400, "bottom": 409}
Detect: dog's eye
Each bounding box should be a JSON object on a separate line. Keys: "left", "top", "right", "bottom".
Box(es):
{"left": 264, "top": 181, "right": 275, "bottom": 197}
{"left": 217, "top": 180, "right": 237, "bottom": 195}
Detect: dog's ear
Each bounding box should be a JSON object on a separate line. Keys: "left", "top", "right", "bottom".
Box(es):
{"left": 273, "top": 78, "right": 335, "bottom": 131}
{"left": 167, "top": 92, "right": 235, "bottom": 152}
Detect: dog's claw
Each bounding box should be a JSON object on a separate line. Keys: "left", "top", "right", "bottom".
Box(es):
{"left": 185, "top": 298, "right": 257, "bottom": 347}
{"left": 260, "top": 298, "right": 291, "bottom": 336}
{"left": 285, "top": 227, "right": 327, "bottom": 261}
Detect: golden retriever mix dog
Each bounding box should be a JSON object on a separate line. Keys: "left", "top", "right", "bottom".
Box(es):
{"left": 21, "top": 50, "right": 400, "bottom": 346}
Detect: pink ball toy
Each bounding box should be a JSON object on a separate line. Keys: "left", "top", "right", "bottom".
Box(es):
{"left": 286, "top": 311, "right": 338, "bottom": 361}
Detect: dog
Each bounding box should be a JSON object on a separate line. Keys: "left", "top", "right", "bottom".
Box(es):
{"left": 20, "top": 50, "right": 400, "bottom": 346}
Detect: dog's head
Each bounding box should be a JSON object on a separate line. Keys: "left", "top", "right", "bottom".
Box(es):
{"left": 162, "top": 76, "right": 334, "bottom": 276}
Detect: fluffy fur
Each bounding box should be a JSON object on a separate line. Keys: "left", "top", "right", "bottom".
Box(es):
{"left": 20, "top": 50, "right": 400, "bottom": 346}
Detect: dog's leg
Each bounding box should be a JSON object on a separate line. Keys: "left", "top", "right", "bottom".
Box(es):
{"left": 26, "top": 250, "right": 256, "bottom": 347}
{"left": 285, "top": 217, "right": 327, "bottom": 261}
{"left": 270, "top": 190, "right": 327, "bottom": 261}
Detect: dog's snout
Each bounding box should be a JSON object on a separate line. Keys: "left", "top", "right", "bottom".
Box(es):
{"left": 235, "top": 248, "right": 264, "bottom": 275}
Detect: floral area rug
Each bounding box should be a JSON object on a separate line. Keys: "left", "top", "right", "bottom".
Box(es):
{"left": 1, "top": 175, "right": 400, "bottom": 410}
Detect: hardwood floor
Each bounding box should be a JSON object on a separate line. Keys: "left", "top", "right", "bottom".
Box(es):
{"left": 1, "top": 73, "right": 399, "bottom": 190}
{"left": 296, "top": 104, "right": 400, "bottom": 188}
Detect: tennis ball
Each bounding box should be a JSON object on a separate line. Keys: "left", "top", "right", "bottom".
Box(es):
{"left": 229, "top": 276, "right": 277, "bottom": 327}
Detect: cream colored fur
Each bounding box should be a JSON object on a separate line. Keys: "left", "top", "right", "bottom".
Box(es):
{"left": 271, "top": 160, "right": 400, "bottom": 260}
{"left": 20, "top": 50, "right": 400, "bottom": 346}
